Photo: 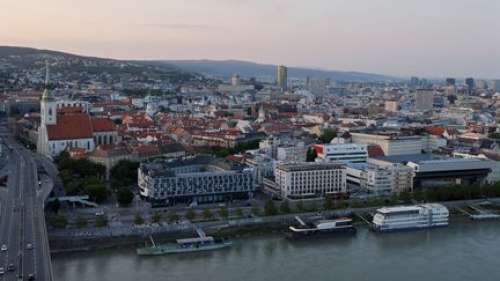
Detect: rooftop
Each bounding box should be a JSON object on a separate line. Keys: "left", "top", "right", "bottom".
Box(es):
{"left": 277, "top": 162, "right": 345, "bottom": 172}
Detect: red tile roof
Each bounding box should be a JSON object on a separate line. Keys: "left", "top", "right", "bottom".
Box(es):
{"left": 47, "top": 114, "right": 93, "bottom": 141}
{"left": 367, "top": 144, "right": 385, "bottom": 158}
{"left": 426, "top": 127, "right": 445, "bottom": 136}
{"left": 91, "top": 117, "right": 116, "bottom": 132}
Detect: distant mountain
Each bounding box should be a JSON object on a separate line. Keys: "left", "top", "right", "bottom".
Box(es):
{"left": 0, "top": 46, "right": 197, "bottom": 91}
{"left": 162, "top": 59, "right": 401, "bottom": 82}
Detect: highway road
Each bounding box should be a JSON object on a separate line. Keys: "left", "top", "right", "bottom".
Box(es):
{"left": 0, "top": 132, "right": 53, "bottom": 281}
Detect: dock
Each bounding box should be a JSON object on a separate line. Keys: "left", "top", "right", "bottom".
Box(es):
{"left": 354, "top": 212, "right": 373, "bottom": 227}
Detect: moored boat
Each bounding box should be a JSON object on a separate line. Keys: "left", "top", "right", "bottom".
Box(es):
{"left": 286, "top": 216, "right": 356, "bottom": 239}
{"left": 372, "top": 203, "right": 449, "bottom": 232}
{"left": 137, "top": 227, "right": 232, "bottom": 256}
{"left": 137, "top": 236, "right": 232, "bottom": 256}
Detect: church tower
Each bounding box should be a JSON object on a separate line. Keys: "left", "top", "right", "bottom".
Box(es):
{"left": 38, "top": 61, "right": 57, "bottom": 156}
{"left": 40, "top": 61, "right": 57, "bottom": 125}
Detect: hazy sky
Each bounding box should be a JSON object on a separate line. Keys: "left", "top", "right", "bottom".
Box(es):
{"left": 2, "top": 0, "right": 500, "bottom": 78}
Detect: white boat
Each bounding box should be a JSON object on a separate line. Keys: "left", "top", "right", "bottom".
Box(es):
{"left": 372, "top": 203, "right": 449, "bottom": 232}
{"left": 287, "top": 216, "right": 356, "bottom": 239}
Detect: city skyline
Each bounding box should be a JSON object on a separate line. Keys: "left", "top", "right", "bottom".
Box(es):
{"left": 2, "top": 0, "right": 500, "bottom": 78}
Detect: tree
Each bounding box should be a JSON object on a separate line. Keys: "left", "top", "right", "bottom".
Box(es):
{"left": 235, "top": 208, "right": 245, "bottom": 218}
{"left": 185, "top": 209, "right": 196, "bottom": 221}
{"left": 50, "top": 198, "right": 61, "bottom": 214}
{"left": 152, "top": 211, "right": 161, "bottom": 224}
{"left": 280, "top": 200, "right": 291, "bottom": 214}
{"left": 110, "top": 160, "right": 140, "bottom": 190}
{"left": 319, "top": 128, "right": 337, "bottom": 144}
{"left": 168, "top": 210, "right": 180, "bottom": 223}
{"left": 76, "top": 216, "right": 88, "bottom": 228}
{"left": 202, "top": 209, "right": 213, "bottom": 220}
{"left": 251, "top": 205, "right": 261, "bottom": 216}
{"left": 264, "top": 199, "right": 278, "bottom": 216}
{"left": 324, "top": 196, "right": 334, "bottom": 210}
{"left": 95, "top": 215, "right": 108, "bottom": 228}
{"left": 134, "top": 213, "right": 145, "bottom": 225}
{"left": 51, "top": 215, "right": 67, "bottom": 228}
{"left": 306, "top": 147, "right": 317, "bottom": 162}
{"left": 218, "top": 207, "right": 229, "bottom": 219}
{"left": 85, "top": 183, "right": 108, "bottom": 203}
{"left": 117, "top": 188, "right": 134, "bottom": 206}
{"left": 296, "top": 200, "right": 305, "bottom": 212}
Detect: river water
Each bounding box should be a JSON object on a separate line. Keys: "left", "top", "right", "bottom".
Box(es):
{"left": 52, "top": 220, "right": 500, "bottom": 281}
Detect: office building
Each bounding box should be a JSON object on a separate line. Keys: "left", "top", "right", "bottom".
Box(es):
{"left": 446, "top": 78, "right": 456, "bottom": 86}
{"left": 377, "top": 154, "right": 492, "bottom": 188}
{"left": 313, "top": 142, "right": 368, "bottom": 163}
{"left": 415, "top": 89, "right": 434, "bottom": 111}
{"left": 346, "top": 158, "right": 414, "bottom": 195}
{"left": 385, "top": 101, "right": 399, "bottom": 112}
{"left": 274, "top": 162, "right": 346, "bottom": 199}
{"left": 276, "top": 65, "right": 288, "bottom": 92}
{"left": 350, "top": 132, "right": 425, "bottom": 156}
{"left": 465, "top": 78, "right": 474, "bottom": 92}
{"left": 138, "top": 156, "right": 256, "bottom": 205}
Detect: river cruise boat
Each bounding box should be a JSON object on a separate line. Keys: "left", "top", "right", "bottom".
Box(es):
{"left": 287, "top": 216, "right": 356, "bottom": 239}
{"left": 137, "top": 228, "right": 232, "bottom": 256}
{"left": 372, "top": 203, "right": 449, "bottom": 232}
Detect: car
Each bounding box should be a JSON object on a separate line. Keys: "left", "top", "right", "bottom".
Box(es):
{"left": 0, "top": 267, "right": 4, "bottom": 275}
{"left": 26, "top": 243, "right": 33, "bottom": 250}
{"left": 27, "top": 273, "right": 35, "bottom": 280}
{"left": 7, "top": 263, "right": 14, "bottom": 271}
{"left": 1, "top": 244, "right": 7, "bottom": 251}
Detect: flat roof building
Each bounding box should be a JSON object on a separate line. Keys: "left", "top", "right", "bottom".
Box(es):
{"left": 274, "top": 162, "right": 346, "bottom": 199}
{"left": 138, "top": 156, "right": 256, "bottom": 205}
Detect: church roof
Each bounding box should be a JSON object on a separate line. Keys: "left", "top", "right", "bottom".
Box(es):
{"left": 91, "top": 117, "right": 116, "bottom": 132}
{"left": 46, "top": 114, "right": 93, "bottom": 140}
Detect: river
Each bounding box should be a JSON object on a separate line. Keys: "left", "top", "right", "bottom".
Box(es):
{"left": 52, "top": 220, "right": 500, "bottom": 281}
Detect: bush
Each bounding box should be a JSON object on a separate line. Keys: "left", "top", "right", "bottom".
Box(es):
{"left": 296, "top": 200, "right": 305, "bottom": 212}
{"left": 185, "top": 209, "right": 196, "bottom": 221}
{"left": 95, "top": 216, "right": 108, "bottom": 228}
{"left": 51, "top": 215, "right": 67, "bottom": 228}
{"left": 152, "top": 212, "right": 161, "bottom": 223}
{"left": 264, "top": 199, "right": 278, "bottom": 216}
{"left": 75, "top": 216, "right": 88, "bottom": 228}
{"left": 218, "top": 207, "right": 229, "bottom": 219}
{"left": 235, "top": 208, "right": 245, "bottom": 218}
{"left": 251, "top": 205, "right": 261, "bottom": 216}
{"left": 202, "top": 209, "right": 213, "bottom": 220}
{"left": 134, "top": 213, "right": 145, "bottom": 225}
{"left": 168, "top": 210, "right": 180, "bottom": 223}
{"left": 280, "top": 201, "right": 291, "bottom": 214}
{"left": 324, "top": 196, "right": 334, "bottom": 210}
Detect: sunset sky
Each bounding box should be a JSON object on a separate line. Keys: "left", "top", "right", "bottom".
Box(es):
{"left": 2, "top": 0, "right": 500, "bottom": 78}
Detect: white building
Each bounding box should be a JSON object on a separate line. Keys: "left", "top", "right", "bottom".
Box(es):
{"left": 274, "top": 162, "right": 346, "bottom": 199}
{"left": 346, "top": 158, "right": 414, "bottom": 194}
{"left": 350, "top": 132, "right": 424, "bottom": 156}
{"left": 385, "top": 101, "right": 399, "bottom": 112}
{"left": 313, "top": 141, "right": 368, "bottom": 163}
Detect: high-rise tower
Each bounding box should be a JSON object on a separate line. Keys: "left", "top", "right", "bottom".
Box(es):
{"left": 276, "top": 65, "right": 288, "bottom": 92}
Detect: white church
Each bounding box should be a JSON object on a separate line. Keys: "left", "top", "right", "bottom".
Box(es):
{"left": 37, "top": 65, "right": 119, "bottom": 157}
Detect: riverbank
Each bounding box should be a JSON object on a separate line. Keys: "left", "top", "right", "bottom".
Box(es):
{"left": 49, "top": 198, "right": 500, "bottom": 254}
{"left": 52, "top": 220, "right": 500, "bottom": 281}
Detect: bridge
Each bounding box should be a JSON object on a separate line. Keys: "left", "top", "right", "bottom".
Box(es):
{"left": 0, "top": 129, "right": 53, "bottom": 280}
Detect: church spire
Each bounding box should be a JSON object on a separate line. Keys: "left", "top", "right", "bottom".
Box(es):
{"left": 41, "top": 60, "right": 53, "bottom": 101}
